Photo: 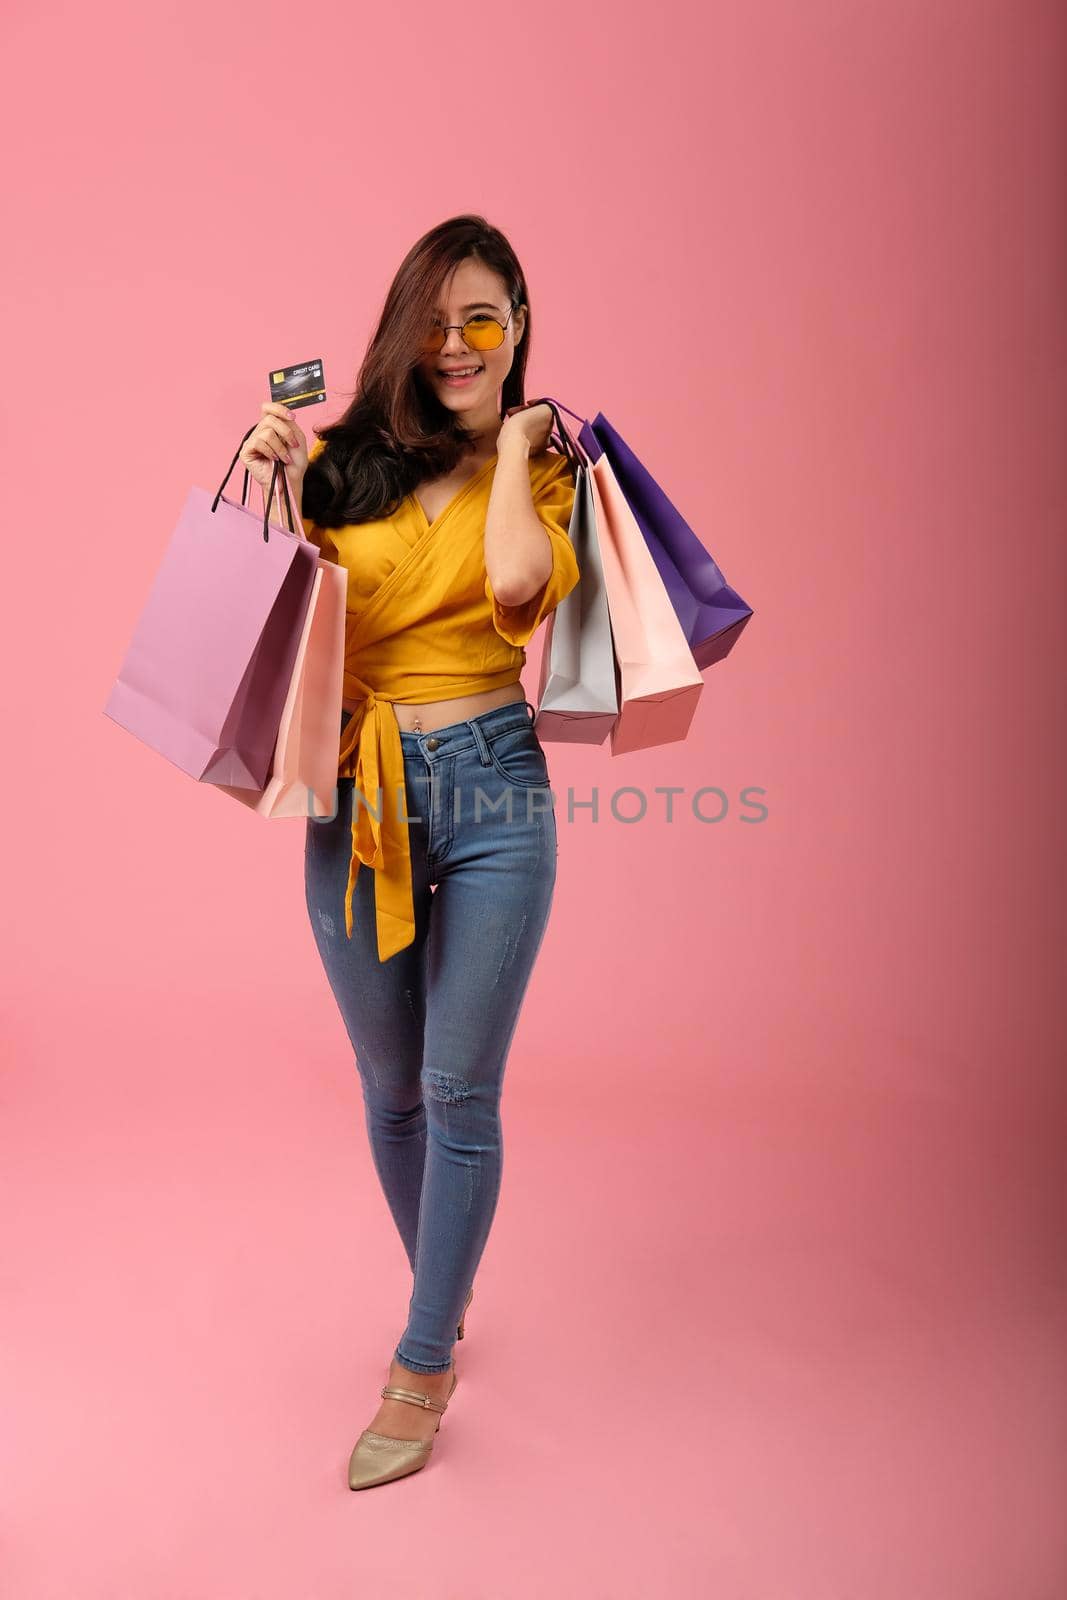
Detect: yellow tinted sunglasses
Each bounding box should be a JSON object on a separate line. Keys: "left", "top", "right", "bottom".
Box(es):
{"left": 420, "top": 304, "right": 517, "bottom": 355}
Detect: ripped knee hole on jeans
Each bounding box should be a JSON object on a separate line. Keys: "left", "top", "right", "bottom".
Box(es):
{"left": 423, "top": 1069, "right": 472, "bottom": 1105}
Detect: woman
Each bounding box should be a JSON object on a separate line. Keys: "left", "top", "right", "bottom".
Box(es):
{"left": 239, "top": 214, "right": 579, "bottom": 1490}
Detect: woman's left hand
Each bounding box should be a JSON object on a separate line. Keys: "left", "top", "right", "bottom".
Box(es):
{"left": 499, "top": 401, "right": 555, "bottom": 455}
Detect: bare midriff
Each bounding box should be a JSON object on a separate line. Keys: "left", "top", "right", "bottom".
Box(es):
{"left": 341, "top": 681, "right": 527, "bottom": 733}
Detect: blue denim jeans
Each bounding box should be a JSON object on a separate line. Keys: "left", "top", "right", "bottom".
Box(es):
{"left": 303, "top": 698, "right": 558, "bottom": 1373}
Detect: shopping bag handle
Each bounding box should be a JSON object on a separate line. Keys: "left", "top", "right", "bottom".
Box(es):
{"left": 211, "top": 424, "right": 304, "bottom": 543}
{"left": 503, "top": 397, "right": 589, "bottom": 473}
{"left": 261, "top": 454, "right": 307, "bottom": 542}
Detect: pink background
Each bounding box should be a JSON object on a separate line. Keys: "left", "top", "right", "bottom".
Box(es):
{"left": 3, "top": 1, "right": 1065, "bottom": 1595}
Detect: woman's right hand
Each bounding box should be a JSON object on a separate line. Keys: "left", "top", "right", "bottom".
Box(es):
{"left": 238, "top": 402, "right": 310, "bottom": 495}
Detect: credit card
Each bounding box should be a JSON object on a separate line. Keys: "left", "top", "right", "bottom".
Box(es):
{"left": 268, "top": 358, "right": 326, "bottom": 409}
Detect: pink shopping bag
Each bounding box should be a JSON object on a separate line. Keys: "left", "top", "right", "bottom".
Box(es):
{"left": 585, "top": 458, "right": 703, "bottom": 752}
{"left": 103, "top": 429, "right": 320, "bottom": 789}
{"left": 215, "top": 471, "right": 347, "bottom": 818}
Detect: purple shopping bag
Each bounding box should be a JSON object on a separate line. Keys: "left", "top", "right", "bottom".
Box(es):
{"left": 539, "top": 400, "right": 753, "bottom": 670}
{"left": 104, "top": 433, "right": 320, "bottom": 789}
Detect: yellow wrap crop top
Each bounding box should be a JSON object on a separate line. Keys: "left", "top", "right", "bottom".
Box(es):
{"left": 300, "top": 436, "right": 580, "bottom": 963}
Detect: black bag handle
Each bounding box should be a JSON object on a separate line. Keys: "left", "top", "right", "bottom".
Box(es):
{"left": 211, "top": 424, "right": 302, "bottom": 543}
{"left": 504, "top": 397, "right": 586, "bottom": 474}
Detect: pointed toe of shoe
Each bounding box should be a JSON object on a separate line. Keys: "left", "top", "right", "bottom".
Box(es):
{"left": 347, "top": 1429, "right": 435, "bottom": 1491}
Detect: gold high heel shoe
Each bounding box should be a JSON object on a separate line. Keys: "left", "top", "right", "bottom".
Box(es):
{"left": 457, "top": 1285, "right": 474, "bottom": 1340}
{"left": 347, "top": 1367, "right": 459, "bottom": 1491}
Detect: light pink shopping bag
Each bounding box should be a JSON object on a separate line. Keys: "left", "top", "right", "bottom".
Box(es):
{"left": 215, "top": 555, "right": 347, "bottom": 819}
{"left": 585, "top": 459, "right": 703, "bottom": 752}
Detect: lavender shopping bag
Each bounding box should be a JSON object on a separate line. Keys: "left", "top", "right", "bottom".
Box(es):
{"left": 104, "top": 431, "right": 320, "bottom": 789}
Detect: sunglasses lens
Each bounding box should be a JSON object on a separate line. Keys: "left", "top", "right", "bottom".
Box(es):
{"left": 462, "top": 317, "right": 504, "bottom": 350}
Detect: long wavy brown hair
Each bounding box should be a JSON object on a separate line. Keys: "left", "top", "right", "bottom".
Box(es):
{"left": 301, "top": 214, "right": 532, "bottom": 529}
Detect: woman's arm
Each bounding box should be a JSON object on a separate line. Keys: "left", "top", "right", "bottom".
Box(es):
{"left": 483, "top": 425, "right": 554, "bottom": 608}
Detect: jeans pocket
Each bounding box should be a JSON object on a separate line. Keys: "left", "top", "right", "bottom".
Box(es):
{"left": 485, "top": 725, "right": 551, "bottom": 789}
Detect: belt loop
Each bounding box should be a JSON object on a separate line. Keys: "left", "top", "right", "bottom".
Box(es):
{"left": 468, "top": 717, "right": 493, "bottom": 767}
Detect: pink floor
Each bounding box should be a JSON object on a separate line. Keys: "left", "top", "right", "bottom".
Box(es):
{"left": 3, "top": 974, "right": 1061, "bottom": 1599}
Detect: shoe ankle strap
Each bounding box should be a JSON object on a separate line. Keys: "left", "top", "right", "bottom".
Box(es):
{"left": 380, "top": 1384, "right": 449, "bottom": 1413}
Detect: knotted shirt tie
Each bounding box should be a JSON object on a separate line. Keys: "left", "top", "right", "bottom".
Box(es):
{"left": 336, "top": 673, "right": 416, "bottom": 963}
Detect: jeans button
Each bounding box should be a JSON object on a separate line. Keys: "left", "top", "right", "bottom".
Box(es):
{"left": 425, "top": 736, "right": 440, "bottom": 751}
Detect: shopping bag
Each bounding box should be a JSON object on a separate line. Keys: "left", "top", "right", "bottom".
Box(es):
{"left": 518, "top": 398, "right": 703, "bottom": 755}
{"left": 534, "top": 445, "right": 619, "bottom": 746}
{"left": 215, "top": 471, "right": 347, "bottom": 818}
{"left": 579, "top": 408, "right": 753, "bottom": 669}
{"left": 584, "top": 452, "right": 703, "bottom": 753}
{"left": 103, "top": 429, "right": 320, "bottom": 789}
